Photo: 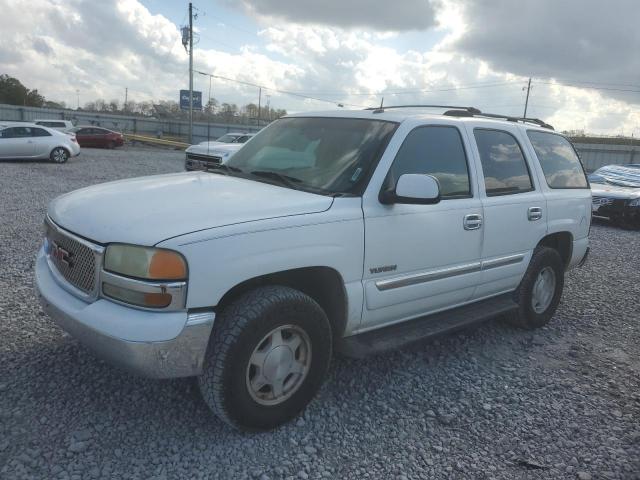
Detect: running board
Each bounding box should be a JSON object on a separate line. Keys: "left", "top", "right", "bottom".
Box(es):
{"left": 338, "top": 294, "right": 517, "bottom": 358}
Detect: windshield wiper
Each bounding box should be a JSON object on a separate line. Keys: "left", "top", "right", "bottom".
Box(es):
{"left": 249, "top": 170, "right": 303, "bottom": 189}
{"left": 205, "top": 163, "right": 243, "bottom": 175}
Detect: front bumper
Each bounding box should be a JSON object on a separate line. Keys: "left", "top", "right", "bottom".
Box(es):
{"left": 35, "top": 248, "right": 214, "bottom": 378}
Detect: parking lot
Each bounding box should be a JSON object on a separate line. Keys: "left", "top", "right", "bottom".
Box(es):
{"left": 0, "top": 147, "right": 638, "bottom": 480}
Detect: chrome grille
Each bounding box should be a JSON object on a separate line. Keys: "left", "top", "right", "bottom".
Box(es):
{"left": 45, "top": 219, "right": 98, "bottom": 294}
{"left": 185, "top": 153, "right": 222, "bottom": 171}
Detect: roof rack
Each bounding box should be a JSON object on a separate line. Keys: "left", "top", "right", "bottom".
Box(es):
{"left": 366, "top": 104, "right": 482, "bottom": 115}
{"left": 473, "top": 112, "right": 554, "bottom": 130}
{"left": 365, "top": 104, "right": 554, "bottom": 130}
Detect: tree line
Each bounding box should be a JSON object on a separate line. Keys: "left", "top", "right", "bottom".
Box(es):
{"left": 0, "top": 74, "right": 66, "bottom": 108}
{"left": 1, "top": 74, "right": 287, "bottom": 125}
{"left": 83, "top": 98, "right": 287, "bottom": 125}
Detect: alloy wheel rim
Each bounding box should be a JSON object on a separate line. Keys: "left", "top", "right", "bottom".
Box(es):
{"left": 531, "top": 266, "right": 556, "bottom": 314}
{"left": 246, "top": 324, "right": 311, "bottom": 406}
{"left": 53, "top": 149, "right": 66, "bottom": 163}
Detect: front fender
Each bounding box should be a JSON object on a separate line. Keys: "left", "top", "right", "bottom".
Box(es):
{"left": 158, "top": 198, "right": 365, "bottom": 316}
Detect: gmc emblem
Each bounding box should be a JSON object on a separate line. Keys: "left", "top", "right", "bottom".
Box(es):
{"left": 51, "top": 242, "right": 73, "bottom": 267}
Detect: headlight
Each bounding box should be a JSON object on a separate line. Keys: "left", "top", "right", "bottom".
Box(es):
{"left": 102, "top": 245, "right": 187, "bottom": 310}
{"left": 628, "top": 198, "right": 640, "bottom": 207}
{"left": 104, "top": 244, "right": 187, "bottom": 280}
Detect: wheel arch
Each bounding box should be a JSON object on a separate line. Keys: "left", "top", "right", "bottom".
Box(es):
{"left": 214, "top": 266, "right": 348, "bottom": 340}
{"left": 536, "top": 231, "right": 573, "bottom": 269}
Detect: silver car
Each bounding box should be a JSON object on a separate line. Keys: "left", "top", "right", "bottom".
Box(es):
{"left": 0, "top": 122, "right": 81, "bottom": 163}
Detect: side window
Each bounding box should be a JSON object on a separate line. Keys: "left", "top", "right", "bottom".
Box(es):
{"left": 0, "top": 128, "right": 12, "bottom": 138}
{"left": 32, "top": 128, "right": 52, "bottom": 137}
{"left": 474, "top": 129, "right": 533, "bottom": 196}
{"left": 387, "top": 126, "right": 471, "bottom": 198}
{"left": 527, "top": 131, "right": 588, "bottom": 188}
{"left": 11, "top": 127, "right": 33, "bottom": 137}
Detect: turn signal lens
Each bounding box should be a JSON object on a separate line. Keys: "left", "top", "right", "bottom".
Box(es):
{"left": 103, "top": 283, "right": 172, "bottom": 309}
{"left": 149, "top": 250, "right": 188, "bottom": 280}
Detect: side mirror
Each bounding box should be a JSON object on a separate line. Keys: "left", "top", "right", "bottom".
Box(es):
{"left": 380, "top": 173, "right": 441, "bottom": 205}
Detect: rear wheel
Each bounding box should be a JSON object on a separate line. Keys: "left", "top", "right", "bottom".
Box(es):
{"left": 198, "top": 286, "right": 332, "bottom": 431}
{"left": 50, "top": 147, "right": 69, "bottom": 163}
{"left": 506, "top": 247, "right": 564, "bottom": 329}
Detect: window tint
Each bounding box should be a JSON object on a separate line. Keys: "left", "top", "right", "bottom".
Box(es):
{"left": 5, "top": 127, "right": 34, "bottom": 138}
{"left": 32, "top": 128, "right": 51, "bottom": 137}
{"left": 527, "top": 131, "right": 588, "bottom": 188}
{"left": 474, "top": 129, "right": 533, "bottom": 196}
{"left": 387, "top": 126, "right": 471, "bottom": 198}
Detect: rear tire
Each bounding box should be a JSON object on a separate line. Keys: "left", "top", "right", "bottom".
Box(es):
{"left": 198, "top": 286, "right": 332, "bottom": 431}
{"left": 506, "top": 247, "right": 564, "bottom": 329}
{"left": 50, "top": 147, "right": 69, "bottom": 163}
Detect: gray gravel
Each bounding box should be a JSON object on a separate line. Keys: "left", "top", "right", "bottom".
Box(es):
{"left": 1, "top": 147, "right": 639, "bottom": 479}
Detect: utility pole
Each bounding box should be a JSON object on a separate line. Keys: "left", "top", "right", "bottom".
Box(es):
{"left": 124, "top": 87, "right": 128, "bottom": 112}
{"left": 265, "top": 95, "right": 271, "bottom": 122}
{"left": 257, "top": 87, "right": 262, "bottom": 127}
{"left": 523, "top": 77, "right": 532, "bottom": 118}
{"left": 76, "top": 89, "right": 80, "bottom": 109}
{"left": 188, "top": 2, "right": 194, "bottom": 144}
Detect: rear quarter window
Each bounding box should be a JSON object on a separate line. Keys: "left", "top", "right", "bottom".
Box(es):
{"left": 527, "top": 131, "right": 588, "bottom": 188}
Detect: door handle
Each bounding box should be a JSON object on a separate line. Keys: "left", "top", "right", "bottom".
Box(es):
{"left": 463, "top": 213, "right": 483, "bottom": 230}
{"left": 528, "top": 206, "right": 543, "bottom": 221}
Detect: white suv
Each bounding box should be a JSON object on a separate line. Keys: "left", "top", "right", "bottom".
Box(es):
{"left": 35, "top": 106, "right": 591, "bottom": 430}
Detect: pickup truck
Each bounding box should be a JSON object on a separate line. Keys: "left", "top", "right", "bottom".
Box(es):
{"left": 35, "top": 106, "right": 591, "bottom": 431}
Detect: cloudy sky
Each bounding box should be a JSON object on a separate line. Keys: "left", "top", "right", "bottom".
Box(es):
{"left": 0, "top": 0, "right": 638, "bottom": 134}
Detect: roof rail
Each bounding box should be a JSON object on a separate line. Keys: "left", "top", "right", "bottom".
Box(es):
{"left": 366, "top": 105, "right": 482, "bottom": 115}
{"left": 476, "top": 113, "right": 554, "bottom": 130}
{"left": 365, "top": 104, "right": 554, "bottom": 130}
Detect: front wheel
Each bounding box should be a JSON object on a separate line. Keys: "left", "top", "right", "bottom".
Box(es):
{"left": 198, "top": 286, "right": 332, "bottom": 431}
{"left": 50, "top": 147, "right": 69, "bottom": 163}
{"left": 506, "top": 247, "right": 564, "bottom": 329}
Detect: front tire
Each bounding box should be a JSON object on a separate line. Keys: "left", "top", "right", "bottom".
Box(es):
{"left": 198, "top": 286, "right": 332, "bottom": 431}
{"left": 506, "top": 247, "right": 564, "bottom": 329}
{"left": 50, "top": 147, "right": 69, "bottom": 163}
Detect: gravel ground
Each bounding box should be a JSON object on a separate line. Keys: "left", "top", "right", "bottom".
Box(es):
{"left": 0, "top": 147, "right": 639, "bottom": 480}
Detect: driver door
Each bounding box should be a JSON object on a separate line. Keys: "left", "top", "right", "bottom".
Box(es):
{"left": 0, "top": 127, "right": 35, "bottom": 158}
{"left": 361, "top": 124, "right": 484, "bottom": 330}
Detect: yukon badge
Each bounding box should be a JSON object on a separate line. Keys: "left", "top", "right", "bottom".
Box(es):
{"left": 370, "top": 265, "right": 397, "bottom": 275}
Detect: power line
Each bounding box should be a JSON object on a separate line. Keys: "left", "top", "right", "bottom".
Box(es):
{"left": 193, "top": 69, "right": 370, "bottom": 108}
{"left": 533, "top": 77, "right": 640, "bottom": 89}
{"left": 534, "top": 81, "right": 640, "bottom": 94}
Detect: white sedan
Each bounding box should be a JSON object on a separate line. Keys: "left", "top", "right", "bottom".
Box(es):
{"left": 0, "top": 123, "right": 80, "bottom": 163}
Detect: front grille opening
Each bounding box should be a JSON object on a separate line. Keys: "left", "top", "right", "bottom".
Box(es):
{"left": 46, "top": 222, "right": 96, "bottom": 293}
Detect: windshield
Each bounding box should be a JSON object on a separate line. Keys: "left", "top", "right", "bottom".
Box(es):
{"left": 217, "top": 134, "right": 240, "bottom": 143}
{"left": 225, "top": 117, "right": 397, "bottom": 196}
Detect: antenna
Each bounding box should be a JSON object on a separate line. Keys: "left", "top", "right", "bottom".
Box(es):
{"left": 372, "top": 97, "right": 385, "bottom": 114}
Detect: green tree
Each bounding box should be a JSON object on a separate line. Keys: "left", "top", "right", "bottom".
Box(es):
{"left": 0, "top": 74, "right": 45, "bottom": 107}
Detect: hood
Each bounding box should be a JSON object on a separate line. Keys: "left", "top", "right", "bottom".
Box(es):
{"left": 590, "top": 182, "right": 640, "bottom": 200}
{"left": 186, "top": 143, "right": 242, "bottom": 161}
{"left": 48, "top": 172, "right": 333, "bottom": 245}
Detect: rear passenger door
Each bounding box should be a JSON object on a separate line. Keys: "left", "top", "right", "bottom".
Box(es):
{"left": 467, "top": 126, "right": 547, "bottom": 299}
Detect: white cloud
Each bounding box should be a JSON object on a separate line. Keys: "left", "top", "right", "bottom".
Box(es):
{"left": 0, "top": 0, "right": 637, "bottom": 135}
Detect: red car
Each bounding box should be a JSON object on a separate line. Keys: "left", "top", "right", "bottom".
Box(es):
{"left": 71, "top": 126, "right": 124, "bottom": 148}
